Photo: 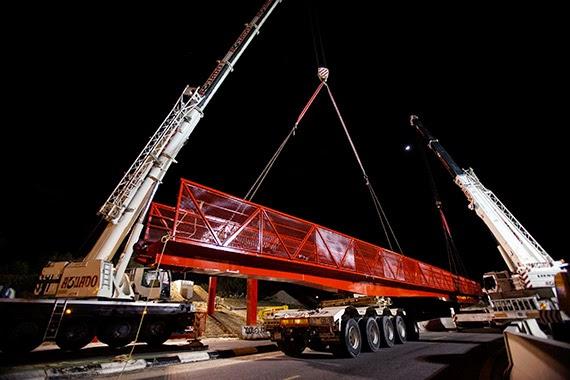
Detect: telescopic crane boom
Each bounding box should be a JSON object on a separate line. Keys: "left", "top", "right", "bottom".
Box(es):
{"left": 409, "top": 115, "right": 566, "bottom": 304}
{"left": 38, "top": 0, "right": 283, "bottom": 300}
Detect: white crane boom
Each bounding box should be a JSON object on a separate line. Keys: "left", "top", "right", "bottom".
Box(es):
{"left": 455, "top": 169, "right": 553, "bottom": 272}
{"left": 85, "top": 0, "right": 283, "bottom": 268}
{"left": 38, "top": 0, "right": 283, "bottom": 300}
{"left": 409, "top": 115, "right": 566, "bottom": 291}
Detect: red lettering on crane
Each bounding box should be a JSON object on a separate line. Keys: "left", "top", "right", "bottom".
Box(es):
{"left": 60, "top": 275, "right": 99, "bottom": 289}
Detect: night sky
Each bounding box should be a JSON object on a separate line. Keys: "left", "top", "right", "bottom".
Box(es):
{"left": 2, "top": 1, "right": 568, "bottom": 282}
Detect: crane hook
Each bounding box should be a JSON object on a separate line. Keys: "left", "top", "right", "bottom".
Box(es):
{"left": 318, "top": 67, "right": 329, "bottom": 82}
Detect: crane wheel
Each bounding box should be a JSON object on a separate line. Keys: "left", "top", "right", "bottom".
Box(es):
{"left": 142, "top": 320, "right": 172, "bottom": 347}
{"left": 359, "top": 317, "right": 381, "bottom": 352}
{"left": 56, "top": 321, "right": 95, "bottom": 351}
{"left": 0, "top": 320, "right": 43, "bottom": 354}
{"left": 97, "top": 321, "right": 135, "bottom": 349}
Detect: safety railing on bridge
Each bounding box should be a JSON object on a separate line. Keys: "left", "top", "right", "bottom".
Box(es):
{"left": 144, "top": 179, "right": 481, "bottom": 296}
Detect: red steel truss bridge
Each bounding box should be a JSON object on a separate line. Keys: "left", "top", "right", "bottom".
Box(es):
{"left": 136, "top": 178, "right": 481, "bottom": 300}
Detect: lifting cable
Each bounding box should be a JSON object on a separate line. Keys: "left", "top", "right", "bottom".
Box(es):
{"left": 417, "top": 138, "right": 467, "bottom": 275}
{"left": 118, "top": 184, "right": 170, "bottom": 379}
{"left": 244, "top": 80, "right": 325, "bottom": 201}
{"left": 118, "top": 233, "right": 170, "bottom": 380}
{"left": 309, "top": 2, "right": 327, "bottom": 70}
{"left": 323, "top": 82, "right": 403, "bottom": 253}
{"left": 244, "top": 67, "right": 403, "bottom": 253}
{"left": 249, "top": 8, "right": 402, "bottom": 252}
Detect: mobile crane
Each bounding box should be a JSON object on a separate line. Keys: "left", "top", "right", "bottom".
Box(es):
{"left": 0, "top": 0, "right": 283, "bottom": 354}
{"left": 409, "top": 115, "right": 569, "bottom": 338}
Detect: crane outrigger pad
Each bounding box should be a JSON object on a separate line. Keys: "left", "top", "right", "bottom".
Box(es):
{"left": 136, "top": 179, "right": 481, "bottom": 299}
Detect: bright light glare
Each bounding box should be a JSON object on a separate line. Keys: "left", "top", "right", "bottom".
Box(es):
{"left": 404, "top": 145, "right": 412, "bottom": 152}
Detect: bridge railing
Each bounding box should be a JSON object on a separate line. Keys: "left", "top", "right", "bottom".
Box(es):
{"left": 144, "top": 179, "right": 481, "bottom": 296}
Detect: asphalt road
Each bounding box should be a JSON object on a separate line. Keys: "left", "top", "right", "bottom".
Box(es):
{"left": 111, "top": 332, "right": 507, "bottom": 380}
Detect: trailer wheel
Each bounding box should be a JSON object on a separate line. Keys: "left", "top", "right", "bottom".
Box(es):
{"left": 359, "top": 317, "right": 380, "bottom": 352}
{"left": 143, "top": 320, "right": 172, "bottom": 347}
{"left": 393, "top": 315, "right": 407, "bottom": 344}
{"left": 0, "top": 320, "right": 43, "bottom": 354}
{"left": 56, "top": 321, "right": 95, "bottom": 351}
{"left": 277, "top": 334, "right": 307, "bottom": 357}
{"left": 331, "top": 318, "right": 362, "bottom": 358}
{"left": 97, "top": 321, "right": 135, "bottom": 349}
{"left": 405, "top": 319, "right": 420, "bottom": 341}
{"left": 377, "top": 316, "right": 395, "bottom": 347}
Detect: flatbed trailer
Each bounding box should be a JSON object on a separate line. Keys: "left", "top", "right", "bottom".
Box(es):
{"left": 264, "top": 296, "right": 425, "bottom": 358}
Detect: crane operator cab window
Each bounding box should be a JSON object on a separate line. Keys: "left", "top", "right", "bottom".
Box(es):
{"left": 140, "top": 269, "right": 171, "bottom": 300}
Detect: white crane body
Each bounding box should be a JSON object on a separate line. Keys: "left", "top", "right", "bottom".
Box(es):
{"left": 409, "top": 116, "right": 567, "bottom": 322}
{"left": 0, "top": 0, "right": 284, "bottom": 354}
{"left": 35, "top": 0, "right": 283, "bottom": 300}
{"left": 454, "top": 169, "right": 564, "bottom": 291}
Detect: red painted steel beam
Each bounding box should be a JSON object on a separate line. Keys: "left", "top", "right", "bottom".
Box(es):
{"left": 138, "top": 246, "right": 452, "bottom": 299}
{"left": 139, "top": 179, "right": 482, "bottom": 299}
{"left": 247, "top": 278, "right": 258, "bottom": 325}
{"left": 207, "top": 276, "right": 218, "bottom": 315}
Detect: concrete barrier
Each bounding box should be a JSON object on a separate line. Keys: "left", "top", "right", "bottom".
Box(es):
{"left": 419, "top": 318, "right": 456, "bottom": 332}
{"left": 504, "top": 331, "right": 570, "bottom": 380}
{"left": 241, "top": 324, "right": 270, "bottom": 340}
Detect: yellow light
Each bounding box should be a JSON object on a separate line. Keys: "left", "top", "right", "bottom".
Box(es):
{"left": 65, "top": 308, "right": 72, "bottom": 315}
{"left": 279, "top": 318, "right": 309, "bottom": 326}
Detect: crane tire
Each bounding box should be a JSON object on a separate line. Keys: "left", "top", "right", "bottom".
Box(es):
{"left": 56, "top": 321, "right": 95, "bottom": 351}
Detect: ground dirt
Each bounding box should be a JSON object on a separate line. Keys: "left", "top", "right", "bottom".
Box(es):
{"left": 193, "top": 285, "right": 304, "bottom": 338}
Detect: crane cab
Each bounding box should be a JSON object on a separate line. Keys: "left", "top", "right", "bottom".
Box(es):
{"left": 130, "top": 268, "right": 172, "bottom": 300}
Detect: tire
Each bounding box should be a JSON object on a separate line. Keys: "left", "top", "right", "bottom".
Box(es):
{"left": 0, "top": 320, "right": 43, "bottom": 354}
{"left": 359, "top": 317, "right": 381, "bottom": 352}
{"left": 393, "top": 315, "right": 407, "bottom": 344}
{"left": 406, "top": 319, "right": 420, "bottom": 341}
{"left": 142, "top": 320, "right": 172, "bottom": 347}
{"left": 277, "top": 334, "right": 307, "bottom": 357}
{"left": 97, "top": 321, "right": 135, "bottom": 349}
{"left": 377, "top": 316, "right": 395, "bottom": 348}
{"left": 331, "top": 318, "right": 362, "bottom": 358}
{"left": 56, "top": 321, "right": 95, "bottom": 351}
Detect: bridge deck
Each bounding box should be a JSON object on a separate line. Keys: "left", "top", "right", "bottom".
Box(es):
{"left": 136, "top": 179, "right": 481, "bottom": 299}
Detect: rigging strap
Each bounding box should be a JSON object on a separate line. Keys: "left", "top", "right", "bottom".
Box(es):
{"left": 245, "top": 68, "right": 403, "bottom": 253}
{"left": 417, "top": 133, "right": 467, "bottom": 275}
{"left": 244, "top": 81, "right": 325, "bottom": 202}
{"left": 323, "top": 82, "right": 403, "bottom": 253}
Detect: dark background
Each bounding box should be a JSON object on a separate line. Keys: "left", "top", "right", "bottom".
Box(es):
{"left": 1, "top": 1, "right": 567, "bottom": 288}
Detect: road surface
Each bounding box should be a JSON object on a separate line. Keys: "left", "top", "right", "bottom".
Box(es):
{"left": 108, "top": 331, "right": 507, "bottom": 380}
